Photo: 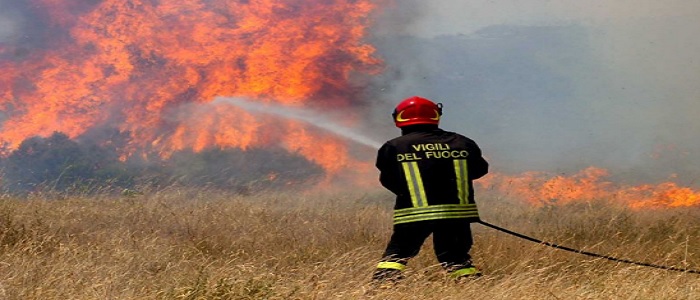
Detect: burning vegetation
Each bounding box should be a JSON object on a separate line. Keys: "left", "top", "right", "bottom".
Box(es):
{"left": 478, "top": 167, "right": 700, "bottom": 209}
{"left": 0, "top": 0, "right": 380, "bottom": 193}
{"left": 0, "top": 131, "right": 322, "bottom": 193}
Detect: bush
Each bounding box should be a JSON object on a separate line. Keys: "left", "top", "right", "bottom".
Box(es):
{"left": 0, "top": 131, "right": 323, "bottom": 195}
{"left": 0, "top": 132, "right": 134, "bottom": 193}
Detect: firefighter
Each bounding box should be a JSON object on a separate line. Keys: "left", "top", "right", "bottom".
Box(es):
{"left": 373, "top": 96, "right": 489, "bottom": 283}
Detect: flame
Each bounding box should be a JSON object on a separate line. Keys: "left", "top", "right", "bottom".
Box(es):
{"left": 4, "top": 1, "right": 699, "bottom": 208}
{"left": 0, "top": 0, "right": 381, "bottom": 173}
{"left": 478, "top": 167, "right": 700, "bottom": 209}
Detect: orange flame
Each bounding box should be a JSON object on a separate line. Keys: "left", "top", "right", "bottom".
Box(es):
{"left": 0, "top": 0, "right": 381, "bottom": 172}
{"left": 478, "top": 167, "right": 700, "bottom": 209}
{"left": 5, "top": 1, "right": 698, "bottom": 209}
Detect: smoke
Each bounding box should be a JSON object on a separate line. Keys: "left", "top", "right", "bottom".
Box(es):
{"left": 0, "top": 14, "right": 18, "bottom": 43}
{"left": 0, "top": 1, "right": 24, "bottom": 42}
{"left": 368, "top": 0, "right": 700, "bottom": 185}
{"left": 1, "top": 0, "right": 382, "bottom": 192}
{"left": 2, "top": 0, "right": 698, "bottom": 190}
{"left": 0, "top": 2, "right": 32, "bottom": 53}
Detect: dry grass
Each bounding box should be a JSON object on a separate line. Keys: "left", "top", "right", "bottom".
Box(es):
{"left": 1, "top": 187, "right": 699, "bottom": 299}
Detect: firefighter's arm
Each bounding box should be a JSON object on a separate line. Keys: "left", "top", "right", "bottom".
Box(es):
{"left": 468, "top": 146, "right": 489, "bottom": 180}
{"left": 376, "top": 143, "right": 402, "bottom": 194}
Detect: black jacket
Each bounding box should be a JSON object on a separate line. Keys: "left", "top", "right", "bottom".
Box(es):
{"left": 376, "top": 125, "right": 488, "bottom": 224}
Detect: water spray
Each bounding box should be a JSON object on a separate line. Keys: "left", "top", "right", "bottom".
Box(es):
{"left": 213, "top": 97, "right": 383, "bottom": 149}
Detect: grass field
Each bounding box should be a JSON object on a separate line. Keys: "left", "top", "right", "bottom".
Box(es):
{"left": 1, "top": 187, "right": 699, "bottom": 299}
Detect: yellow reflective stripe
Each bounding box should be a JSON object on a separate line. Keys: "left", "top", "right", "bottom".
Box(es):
{"left": 454, "top": 159, "right": 464, "bottom": 204}
{"left": 394, "top": 204, "right": 478, "bottom": 217}
{"left": 377, "top": 262, "right": 406, "bottom": 271}
{"left": 453, "top": 159, "right": 469, "bottom": 204}
{"left": 402, "top": 161, "right": 427, "bottom": 207}
{"left": 412, "top": 162, "right": 428, "bottom": 205}
{"left": 393, "top": 204, "right": 479, "bottom": 224}
{"left": 402, "top": 162, "right": 419, "bottom": 207}
{"left": 450, "top": 267, "right": 480, "bottom": 278}
{"left": 394, "top": 211, "right": 479, "bottom": 224}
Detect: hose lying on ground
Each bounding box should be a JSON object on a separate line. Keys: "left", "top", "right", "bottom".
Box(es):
{"left": 478, "top": 220, "right": 700, "bottom": 274}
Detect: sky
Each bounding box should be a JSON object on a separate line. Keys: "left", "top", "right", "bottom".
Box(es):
{"left": 366, "top": 0, "right": 700, "bottom": 185}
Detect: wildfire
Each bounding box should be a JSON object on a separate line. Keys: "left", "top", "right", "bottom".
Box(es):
{"left": 0, "top": 0, "right": 381, "bottom": 171}
{"left": 2, "top": 1, "right": 699, "bottom": 209}
{"left": 478, "top": 167, "right": 700, "bottom": 209}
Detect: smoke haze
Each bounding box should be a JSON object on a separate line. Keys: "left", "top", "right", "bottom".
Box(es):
{"left": 1, "top": 0, "right": 699, "bottom": 189}
{"left": 369, "top": 0, "right": 700, "bottom": 185}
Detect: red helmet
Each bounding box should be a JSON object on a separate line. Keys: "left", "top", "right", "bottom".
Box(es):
{"left": 392, "top": 96, "right": 443, "bottom": 127}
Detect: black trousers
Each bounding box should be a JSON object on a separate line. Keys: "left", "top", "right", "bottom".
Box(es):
{"left": 380, "top": 218, "right": 474, "bottom": 270}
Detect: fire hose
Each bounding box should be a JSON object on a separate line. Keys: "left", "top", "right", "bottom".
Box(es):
{"left": 478, "top": 220, "right": 700, "bottom": 274}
